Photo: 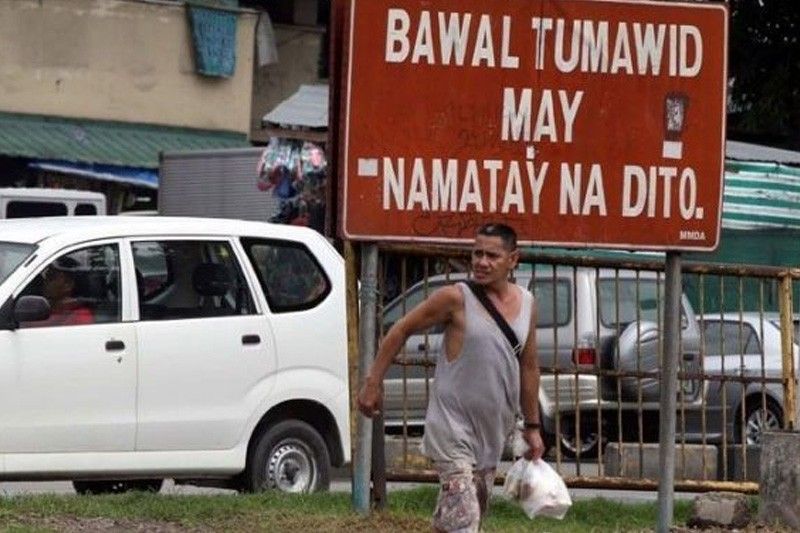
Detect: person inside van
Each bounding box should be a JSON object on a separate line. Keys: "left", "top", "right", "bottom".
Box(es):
{"left": 27, "top": 257, "right": 94, "bottom": 327}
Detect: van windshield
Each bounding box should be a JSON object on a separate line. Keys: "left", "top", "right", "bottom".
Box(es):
{"left": 0, "top": 242, "right": 35, "bottom": 284}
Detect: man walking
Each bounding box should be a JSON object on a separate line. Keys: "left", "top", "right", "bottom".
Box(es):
{"left": 358, "top": 223, "right": 545, "bottom": 532}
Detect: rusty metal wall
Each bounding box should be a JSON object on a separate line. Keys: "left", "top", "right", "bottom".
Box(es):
{"left": 374, "top": 244, "right": 800, "bottom": 494}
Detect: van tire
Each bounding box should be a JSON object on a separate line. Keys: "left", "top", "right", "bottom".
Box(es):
{"left": 73, "top": 479, "right": 163, "bottom": 495}
{"left": 245, "top": 419, "right": 330, "bottom": 493}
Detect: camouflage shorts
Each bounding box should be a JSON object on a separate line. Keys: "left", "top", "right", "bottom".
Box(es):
{"left": 432, "top": 465, "right": 496, "bottom": 533}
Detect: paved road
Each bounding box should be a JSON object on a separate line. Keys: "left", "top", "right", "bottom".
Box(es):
{"left": 0, "top": 463, "right": 696, "bottom": 503}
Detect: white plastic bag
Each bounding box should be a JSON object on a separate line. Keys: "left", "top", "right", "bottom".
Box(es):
{"left": 503, "top": 459, "right": 572, "bottom": 520}
{"left": 502, "top": 456, "right": 527, "bottom": 499}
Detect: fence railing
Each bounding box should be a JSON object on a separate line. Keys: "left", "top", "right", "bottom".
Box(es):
{"left": 372, "top": 244, "right": 800, "bottom": 495}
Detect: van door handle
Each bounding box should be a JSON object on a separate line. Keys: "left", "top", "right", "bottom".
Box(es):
{"left": 105, "top": 340, "right": 125, "bottom": 352}
{"left": 683, "top": 353, "right": 695, "bottom": 361}
{"left": 242, "top": 334, "right": 261, "bottom": 346}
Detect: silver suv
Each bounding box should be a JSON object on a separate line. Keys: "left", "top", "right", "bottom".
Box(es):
{"left": 382, "top": 266, "right": 702, "bottom": 457}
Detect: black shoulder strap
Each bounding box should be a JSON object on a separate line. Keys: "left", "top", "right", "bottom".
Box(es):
{"left": 465, "top": 281, "right": 522, "bottom": 359}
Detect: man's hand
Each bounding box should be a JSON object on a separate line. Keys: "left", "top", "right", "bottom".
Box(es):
{"left": 522, "top": 428, "right": 546, "bottom": 461}
{"left": 357, "top": 378, "right": 383, "bottom": 418}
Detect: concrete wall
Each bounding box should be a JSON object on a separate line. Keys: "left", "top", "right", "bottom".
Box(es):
{"left": 250, "top": 24, "right": 325, "bottom": 143}
{"left": 0, "top": 0, "right": 257, "bottom": 134}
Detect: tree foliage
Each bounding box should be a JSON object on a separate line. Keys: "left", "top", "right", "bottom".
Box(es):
{"left": 728, "top": 0, "right": 800, "bottom": 147}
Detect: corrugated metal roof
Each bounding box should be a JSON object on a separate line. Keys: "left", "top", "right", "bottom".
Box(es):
{"left": 0, "top": 112, "right": 249, "bottom": 168}
{"left": 262, "top": 84, "right": 328, "bottom": 129}
{"left": 723, "top": 161, "right": 800, "bottom": 230}
{"left": 726, "top": 140, "right": 800, "bottom": 165}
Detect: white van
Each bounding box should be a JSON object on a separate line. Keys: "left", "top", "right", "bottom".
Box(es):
{"left": 0, "top": 217, "right": 349, "bottom": 494}
{"left": 0, "top": 188, "right": 106, "bottom": 218}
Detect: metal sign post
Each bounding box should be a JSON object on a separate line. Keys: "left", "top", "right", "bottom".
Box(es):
{"left": 657, "top": 252, "right": 682, "bottom": 532}
{"left": 353, "top": 243, "right": 378, "bottom": 514}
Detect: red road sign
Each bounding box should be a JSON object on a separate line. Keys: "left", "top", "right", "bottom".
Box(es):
{"left": 339, "top": 0, "right": 728, "bottom": 250}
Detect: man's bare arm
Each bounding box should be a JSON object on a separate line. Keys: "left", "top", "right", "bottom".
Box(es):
{"left": 520, "top": 300, "right": 540, "bottom": 422}
{"left": 358, "top": 285, "right": 462, "bottom": 417}
{"left": 520, "top": 299, "right": 545, "bottom": 459}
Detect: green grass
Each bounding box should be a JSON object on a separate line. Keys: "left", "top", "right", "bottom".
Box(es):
{"left": 0, "top": 488, "right": 693, "bottom": 532}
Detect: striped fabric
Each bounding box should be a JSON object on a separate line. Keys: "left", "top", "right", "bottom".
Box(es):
{"left": 722, "top": 161, "right": 800, "bottom": 230}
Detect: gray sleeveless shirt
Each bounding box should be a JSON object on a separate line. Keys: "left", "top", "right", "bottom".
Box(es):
{"left": 422, "top": 282, "right": 534, "bottom": 469}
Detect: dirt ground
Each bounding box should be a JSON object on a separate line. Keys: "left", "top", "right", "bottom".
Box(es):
{"left": 672, "top": 524, "right": 794, "bottom": 533}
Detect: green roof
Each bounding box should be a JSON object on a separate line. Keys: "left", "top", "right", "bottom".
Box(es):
{"left": 0, "top": 112, "right": 250, "bottom": 168}
{"left": 722, "top": 160, "right": 800, "bottom": 230}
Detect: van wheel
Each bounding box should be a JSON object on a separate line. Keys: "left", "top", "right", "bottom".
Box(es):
{"left": 73, "top": 479, "right": 163, "bottom": 495}
{"left": 246, "top": 420, "right": 330, "bottom": 493}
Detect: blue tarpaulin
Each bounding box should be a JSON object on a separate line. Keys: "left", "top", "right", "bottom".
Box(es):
{"left": 29, "top": 160, "right": 159, "bottom": 190}
{"left": 187, "top": 2, "right": 238, "bottom": 78}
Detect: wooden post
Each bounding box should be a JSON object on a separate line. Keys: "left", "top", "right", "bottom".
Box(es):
{"left": 344, "top": 241, "right": 368, "bottom": 513}
{"left": 779, "top": 275, "right": 796, "bottom": 430}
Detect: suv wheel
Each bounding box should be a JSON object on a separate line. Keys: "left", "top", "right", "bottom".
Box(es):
{"left": 558, "top": 416, "right": 602, "bottom": 459}
{"left": 245, "top": 420, "right": 330, "bottom": 493}
{"left": 740, "top": 399, "right": 783, "bottom": 446}
{"left": 73, "top": 479, "right": 163, "bottom": 495}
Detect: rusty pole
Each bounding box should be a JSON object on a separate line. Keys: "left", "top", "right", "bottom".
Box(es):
{"left": 345, "top": 242, "right": 365, "bottom": 512}
{"left": 779, "top": 275, "right": 796, "bottom": 430}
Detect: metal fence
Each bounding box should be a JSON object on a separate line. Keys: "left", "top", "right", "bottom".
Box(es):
{"left": 371, "top": 244, "right": 799, "bottom": 495}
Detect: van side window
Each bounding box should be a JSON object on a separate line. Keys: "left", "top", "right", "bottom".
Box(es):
{"left": 6, "top": 201, "right": 68, "bottom": 218}
{"left": 18, "top": 244, "right": 121, "bottom": 327}
{"left": 132, "top": 241, "right": 255, "bottom": 321}
{"left": 241, "top": 238, "right": 330, "bottom": 313}
{"left": 75, "top": 204, "right": 98, "bottom": 215}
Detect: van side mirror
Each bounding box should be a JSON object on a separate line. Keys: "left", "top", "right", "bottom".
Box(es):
{"left": 13, "top": 296, "right": 51, "bottom": 324}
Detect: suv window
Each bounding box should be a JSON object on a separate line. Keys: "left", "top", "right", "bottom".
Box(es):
{"left": 18, "top": 244, "right": 121, "bottom": 327}
{"left": 383, "top": 281, "right": 446, "bottom": 333}
{"left": 242, "top": 238, "right": 330, "bottom": 313}
{"left": 133, "top": 240, "right": 255, "bottom": 321}
{"left": 598, "top": 279, "right": 675, "bottom": 328}
{"left": 770, "top": 319, "right": 800, "bottom": 346}
{"left": 74, "top": 203, "right": 98, "bottom": 215}
{"left": 531, "top": 279, "right": 571, "bottom": 328}
{"left": 6, "top": 201, "right": 67, "bottom": 218}
{"left": 703, "top": 321, "right": 761, "bottom": 356}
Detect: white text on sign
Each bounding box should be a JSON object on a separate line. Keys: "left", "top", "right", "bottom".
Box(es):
{"left": 385, "top": 10, "right": 702, "bottom": 77}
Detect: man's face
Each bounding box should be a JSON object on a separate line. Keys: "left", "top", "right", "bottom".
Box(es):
{"left": 471, "top": 234, "right": 519, "bottom": 285}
